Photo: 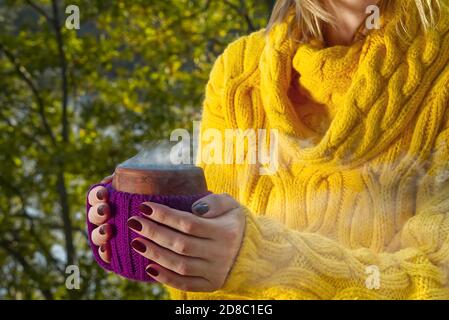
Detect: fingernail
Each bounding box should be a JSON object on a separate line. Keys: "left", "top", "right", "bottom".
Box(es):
{"left": 97, "top": 189, "right": 105, "bottom": 200}
{"left": 146, "top": 266, "right": 159, "bottom": 277}
{"left": 100, "top": 244, "right": 107, "bottom": 252}
{"left": 98, "top": 205, "right": 105, "bottom": 216}
{"left": 127, "top": 218, "right": 143, "bottom": 232}
{"left": 139, "top": 203, "right": 153, "bottom": 216}
{"left": 131, "top": 239, "right": 146, "bottom": 253}
{"left": 192, "top": 202, "right": 209, "bottom": 215}
{"left": 99, "top": 224, "right": 107, "bottom": 235}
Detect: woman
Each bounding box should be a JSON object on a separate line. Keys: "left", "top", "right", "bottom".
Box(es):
{"left": 88, "top": 0, "right": 449, "bottom": 299}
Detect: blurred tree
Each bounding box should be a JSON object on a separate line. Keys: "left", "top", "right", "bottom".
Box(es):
{"left": 0, "top": 0, "right": 274, "bottom": 299}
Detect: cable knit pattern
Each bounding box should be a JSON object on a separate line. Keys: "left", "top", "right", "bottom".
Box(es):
{"left": 86, "top": 182, "right": 210, "bottom": 282}
{"left": 166, "top": 0, "right": 449, "bottom": 300}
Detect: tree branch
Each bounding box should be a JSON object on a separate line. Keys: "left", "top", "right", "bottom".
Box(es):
{"left": 51, "top": 0, "right": 69, "bottom": 143}
{"left": 50, "top": 0, "right": 75, "bottom": 269}
{"left": 0, "top": 176, "right": 65, "bottom": 275}
{"left": 164, "top": 0, "right": 212, "bottom": 31}
{"left": 223, "top": 0, "right": 256, "bottom": 32}
{"left": 0, "top": 240, "right": 54, "bottom": 300}
{"left": 0, "top": 43, "right": 57, "bottom": 146}
{"left": 25, "top": 0, "right": 54, "bottom": 23}
{"left": 55, "top": 168, "right": 75, "bottom": 266}
{"left": 0, "top": 110, "right": 48, "bottom": 153}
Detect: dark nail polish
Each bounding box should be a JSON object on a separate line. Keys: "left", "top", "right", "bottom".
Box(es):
{"left": 139, "top": 203, "right": 153, "bottom": 216}
{"left": 146, "top": 266, "right": 159, "bottom": 277}
{"left": 127, "top": 218, "right": 143, "bottom": 232}
{"left": 100, "top": 244, "right": 106, "bottom": 252}
{"left": 98, "top": 205, "right": 105, "bottom": 216}
{"left": 97, "top": 189, "right": 104, "bottom": 200}
{"left": 99, "top": 224, "right": 107, "bottom": 235}
{"left": 131, "top": 240, "right": 146, "bottom": 253}
{"left": 192, "top": 202, "right": 209, "bottom": 215}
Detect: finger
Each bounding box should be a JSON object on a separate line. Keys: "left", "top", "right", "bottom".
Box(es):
{"left": 127, "top": 216, "right": 211, "bottom": 258}
{"left": 88, "top": 203, "right": 111, "bottom": 225}
{"left": 98, "top": 243, "right": 111, "bottom": 263}
{"left": 91, "top": 223, "right": 113, "bottom": 246}
{"left": 88, "top": 186, "right": 108, "bottom": 206}
{"left": 131, "top": 237, "right": 207, "bottom": 276}
{"left": 101, "top": 174, "right": 114, "bottom": 184}
{"left": 191, "top": 193, "right": 240, "bottom": 218}
{"left": 139, "top": 202, "right": 217, "bottom": 238}
{"left": 144, "top": 264, "right": 212, "bottom": 292}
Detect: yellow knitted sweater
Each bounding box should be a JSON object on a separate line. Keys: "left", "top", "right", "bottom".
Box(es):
{"left": 167, "top": 0, "right": 449, "bottom": 299}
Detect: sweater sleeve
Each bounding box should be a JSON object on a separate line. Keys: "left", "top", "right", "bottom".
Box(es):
{"left": 218, "top": 192, "right": 449, "bottom": 299}
{"left": 215, "top": 120, "right": 449, "bottom": 300}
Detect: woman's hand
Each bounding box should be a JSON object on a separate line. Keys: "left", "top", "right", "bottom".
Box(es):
{"left": 128, "top": 193, "right": 246, "bottom": 292}
{"left": 87, "top": 174, "right": 246, "bottom": 292}
{"left": 87, "top": 175, "right": 114, "bottom": 263}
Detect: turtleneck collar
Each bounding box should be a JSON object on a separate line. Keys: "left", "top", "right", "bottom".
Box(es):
{"left": 292, "top": 0, "right": 403, "bottom": 108}
{"left": 257, "top": 0, "right": 449, "bottom": 167}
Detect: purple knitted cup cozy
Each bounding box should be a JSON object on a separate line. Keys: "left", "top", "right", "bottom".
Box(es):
{"left": 86, "top": 162, "right": 210, "bottom": 282}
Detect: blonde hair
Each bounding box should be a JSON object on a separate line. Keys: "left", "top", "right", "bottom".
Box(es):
{"left": 266, "top": 0, "right": 442, "bottom": 42}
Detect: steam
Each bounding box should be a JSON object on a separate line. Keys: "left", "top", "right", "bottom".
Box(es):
{"left": 118, "top": 140, "right": 196, "bottom": 170}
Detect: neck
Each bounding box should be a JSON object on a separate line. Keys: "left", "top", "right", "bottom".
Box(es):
{"left": 323, "top": 0, "right": 381, "bottom": 46}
